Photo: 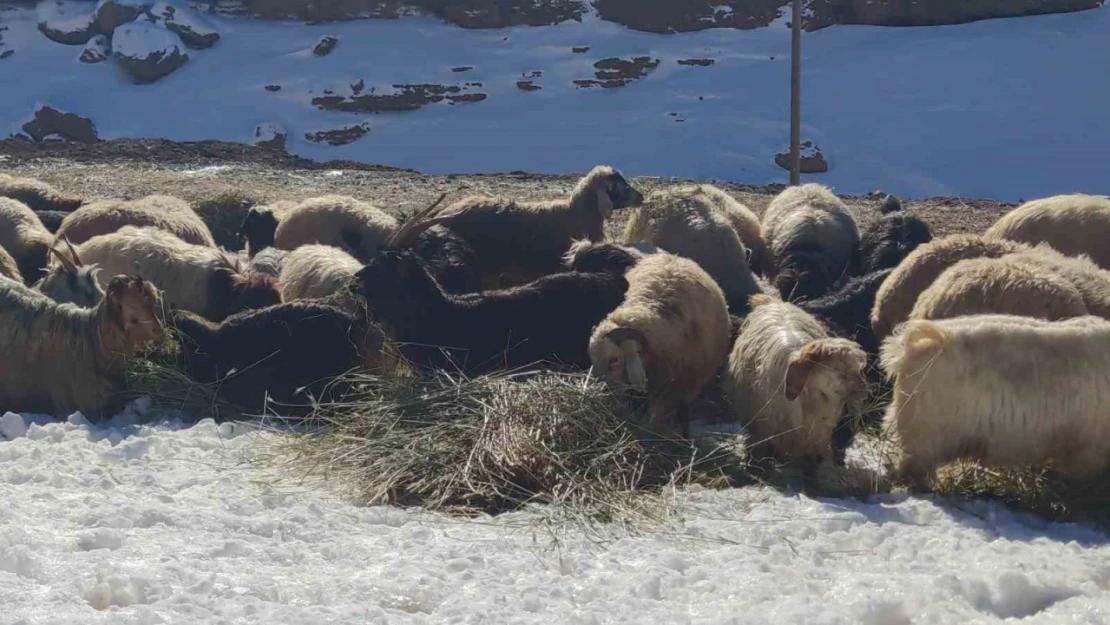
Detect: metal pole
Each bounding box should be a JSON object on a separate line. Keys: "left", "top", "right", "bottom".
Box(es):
{"left": 789, "top": 0, "right": 802, "bottom": 185}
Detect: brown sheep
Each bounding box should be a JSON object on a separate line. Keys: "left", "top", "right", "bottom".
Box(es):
{"left": 623, "top": 185, "right": 761, "bottom": 313}
{"left": 0, "top": 173, "right": 85, "bottom": 212}
{"left": 421, "top": 165, "right": 644, "bottom": 288}
{"left": 0, "top": 197, "right": 53, "bottom": 284}
{"left": 985, "top": 194, "right": 1110, "bottom": 270}
{"left": 909, "top": 256, "right": 1089, "bottom": 323}
{"left": 274, "top": 195, "right": 397, "bottom": 261}
{"left": 0, "top": 275, "right": 163, "bottom": 417}
{"left": 869, "top": 234, "right": 1030, "bottom": 341}
{"left": 55, "top": 195, "right": 216, "bottom": 247}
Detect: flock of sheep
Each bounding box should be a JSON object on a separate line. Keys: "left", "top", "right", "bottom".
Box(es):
{"left": 2, "top": 167, "right": 1109, "bottom": 490}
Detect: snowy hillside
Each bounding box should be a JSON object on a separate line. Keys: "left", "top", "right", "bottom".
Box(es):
{"left": 2, "top": 409, "right": 1109, "bottom": 624}
{"left": 1, "top": 2, "right": 1108, "bottom": 201}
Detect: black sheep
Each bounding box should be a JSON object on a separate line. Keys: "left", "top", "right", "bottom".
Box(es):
{"left": 171, "top": 301, "right": 381, "bottom": 415}
{"left": 857, "top": 195, "right": 933, "bottom": 274}
{"left": 409, "top": 224, "right": 482, "bottom": 294}
{"left": 563, "top": 241, "right": 644, "bottom": 275}
{"left": 34, "top": 210, "right": 67, "bottom": 234}
{"left": 354, "top": 249, "right": 628, "bottom": 374}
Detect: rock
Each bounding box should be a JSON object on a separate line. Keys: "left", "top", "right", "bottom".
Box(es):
{"left": 79, "top": 34, "right": 111, "bottom": 63}
{"left": 677, "top": 58, "right": 714, "bottom": 66}
{"left": 516, "top": 80, "right": 541, "bottom": 91}
{"left": 312, "top": 83, "right": 486, "bottom": 113}
{"left": 774, "top": 142, "right": 829, "bottom": 174}
{"left": 37, "top": 0, "right": 101, "bottom": 45}
{"left": 264, "top": 84, "right": 281, "bottom": 92}
{"left": 150, "top": 2, "right": 220, "bottom": 48}
{"left": 305, "top": 122, "right": 371, "bottom": 146}
{"left": 21, "top": 105, "right": 100, "bottom": 144}
{"left": 571, "top": 46, "right": 590, "bottom": 53}
{"left": 95, "top": 0, "right": 149, "bottom": 34}
{"left": 253, "top": 123, "right": 286, "bottom": 150}
{"left": 113, "top": 20, "right": 189, "bottom": 83}
{"left": 836, "top": 0, "right": 1102, "bottom": 28}
{"left": 592, "top": 0, "right": 784, "bottom": 34}
{"left": 0, "top": 50, "right": 12, "bottom": 60}
{"left": 575, "top": 56, "right": 659, "bottom": 88}
{"left": 313, "top": 35, "right": 338, "bottom": 56}
{"left": 451, "top": 66, "right": 473, "bottom": 73}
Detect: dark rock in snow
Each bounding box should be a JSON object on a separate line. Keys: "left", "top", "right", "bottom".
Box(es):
{"left": 113, "top": 20, "right": 189, "bottom": 83}
{"left": 37, "top": 0, "right": 101, "bottom": 45}
{"left": 254, "top": 123, "right": 287, "bottom": 150}
{"left": 95, "top": 0, "right": 148, "bottom": 34}
{"left": 22, "top": 106, "right": 100, "bottom": 144}
{"left": 775, "top": 141, "right": 829, "bottom": 174}
{"left": 305, "top": 122, "right": 371, "bottom": 146}
{"left": 313, "top": 35, "right": 338, "bottom": 56}
{"left": 151, "top": 2, "right": 221, "bottom": 48}
{"left": 79, "top": 34, "right": 111, "bottom": 63}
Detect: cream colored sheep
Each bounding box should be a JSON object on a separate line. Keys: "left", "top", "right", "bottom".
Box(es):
{"left": 762, "top": 183, "right": 860, "bottom": 302}
{"left": 0, "top": 173, "right": 84, "bottom": 212}
{"left": 274, "top": 195, "right": 398, "bottom": 261}
{"left": 623, "top": 184, "right": 760, "bottom": 312}
{"left": 1002, "top": 244, "right": 1110, "bottom": 318}
{"left": 985, "top": 194, "right": 1110, "bottom": 269}
{"left": 0, "top": 197, "right": 53, "bottom": 284}
{"left": 588, "top": 252, "right": 729, "bottom": 433}
{"left": 870, "top": 234, "right": 1030, "bottom": 341}
{"left": 68, "top": 226, "right": 281, "bottom": 320}
{"left": 881, "top": 314, "right": 1110, "bottom": 489}
{"left": 55, "top": 195, "right": 216, "bottom": 247}
{"left": 278, "top": 244, "right": 362, "bottom": 310}
{"left": 423, "top": 165, "right": 644, "bottom": 288}
{"left": 723, "top": 295, "right": 868, "bottom": 469}
{"left": 909, "top": 256, "right": 1088, "bottom": 322}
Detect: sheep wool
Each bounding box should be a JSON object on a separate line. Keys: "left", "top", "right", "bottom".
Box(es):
{"left": 55, "top": 195, "right": 216, "bottom": 247}
{"left": 0, "top": 197, "right": 53, "bottom": 284}
{"left": 985, "top": 194, "right": 1110, "bottom": 270}
{"left": 0, "top": 173, "right": 84, "bottom": 212}
{"left": 274, "top": 195, "right": 397, "bottom": 261}
{"left": 279, "top": 244, "right": 363, "bottom": 310}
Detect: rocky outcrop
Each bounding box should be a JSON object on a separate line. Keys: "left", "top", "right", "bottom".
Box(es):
{"left": 151, "top": 2, "right": 220, "bottom": 48}
{"left": 95, "top": 0, "right": 148, "bottom": 34}
{"left": 253, "top": 123, "right": 287, "bottom": 150}
{"left": 79, "top": 33, "right": 111, "bottom": 62}
{"left": 113, "top": 20, "right": 189, "bottom": 83}
{"left": 775, "top": 142, "right": 829, "bottom": 174}
{"left": 312, "top": 82, "right": 487, "bottom": 112}
{"left": 835, "top": 0, "right": 1103, "bottom": 28}
{"left": 305, "top": 122, "right": 371, "bottom": 146}
{"left": 37, "top": 0, "right": 100, "bottom": 45}
{"left": 574, "top": 56, "right": 659, "bottom": 89}
{"left": 592, "top": 0, "right": 784, "bottom": 33}
{"left": 210, "top": 0, "right": 587, "bottom": 28}
{"left": 21, "top": 106, "right": 100, "bottom": 144}
{"left": 313, "top": 35, "right": 338, "bottom": 56}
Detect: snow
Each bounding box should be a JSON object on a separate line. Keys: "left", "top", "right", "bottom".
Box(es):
{"left": 112, "top": 19, "right": 182, "bottom": 59}
{"left": 0, "top": 409, "right": 1108, "bottom": 623}
{"left": 1, "top": 6, "right": 1108, "bottom": 199}
{"left": 35, "top": 0, "right": 97, "bottom": 35}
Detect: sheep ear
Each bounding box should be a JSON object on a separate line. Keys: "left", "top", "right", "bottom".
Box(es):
{"left": 596, "top": 188, "right": 614, "bottom": 218}
{"left": 49, "top": 245, "right": 80, "bottom": 275}
{"left": 784, "top": 351, "right": 816, "bottom": 401}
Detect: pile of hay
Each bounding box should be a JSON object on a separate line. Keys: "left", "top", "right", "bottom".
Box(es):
{"left": 265, "top": 369, "right": 748, "bottom": 520}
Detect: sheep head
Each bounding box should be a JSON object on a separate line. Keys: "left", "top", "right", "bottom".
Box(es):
{"left": 355, "top": 249, "right": 442, "bottom": 320}
{"left": 35, "top": 238, "right": 105, "bottom": 307}
{"left": 590, "top": 325, "right": 651, "bottom": 392}
{"left": 784, "top": 338, "right": 868, "bottom": 417}
{"left": 103, "top": 275, "right": 164, "bottom": 348}
{"left": 228, "top": 271, "right": 282, "bottom": 316}
{"left": 774, "top": 252, "right": 835, "bottom": 303}
{"left": 563, "top": 240, "right": 642, "bottom": 275}
{"left": 575, "top": 166, "right": 644, "bottom": 219}
{"left": 238, "top": 207, "right": 279, "bottom": 256}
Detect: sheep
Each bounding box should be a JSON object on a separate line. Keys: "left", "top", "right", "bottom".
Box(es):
{"left": 908, "top": 256, "right": 1088, "bottom": 323}
{"left": 418, "top": 165, "right": 644, "bottom": 288}
{"left": 881, "top": 314, "right": 1110, "bottom": 489}
{"left": 238, "top": 200, "right": 297, "bottom": 257}
{"left": 34, "top": 210, "right": 67, "bottom": 233}
{"left": 245, "top": 247, "right": 288, "bottom": 280}
{"left": 67, "top": 226, "right": 281, "bottom": 321}
{"left": 0, "top": 197, "right": 53, "bottom": 284}
{"left": 622, "top": 185, "right": 760, "bottom": 313}
{"left": 985, "top": 194, "right": 1110, "bottom": 270}
{"left": 54, "top": 195, "right": 216, "bottom": 247}
{"left": 171, "top": 301, "right": 386, "bottom": 415}
{"left": 870, "top": 234, "right": 1030, "bottom": 341}
{"left": 33, "top": 237, "right": 105, "bottom": 308}
{"left": 723, "top": 294, "right": 868, "bottom": 471}
{"left": 799, "top": 268, "right": 893, "bottom": 356}
{"left": 0, "top": 246, "right": 20, "bottom": 283}
{"left": 762, "top": 183, "right": 861, "bottom": 302}
{"left": 587, "top": 252, "right": 731, "bottom": 433}
{"left": 562, "top": 239, "right": 659, "bottom": 275}
{"left": 1002, "top": 244, "right": 1110, "bottom": 318}
{"left": 857, "top": 195, "right": 932, "bottom": 274}
{"left": 274, "top": 195, "right": 398, "bottom": 261}
{"left": 0, "top": 275, "right": 163, "bottom": 417}
{"left": 0, "top": 173, "right": 84, "bottom": 212}
{"left": 278, "top": 244, "right": 362, "bottom": 310}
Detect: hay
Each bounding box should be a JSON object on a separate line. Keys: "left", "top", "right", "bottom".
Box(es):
{"left": 121, "top": 337, "right": 246, "bottom": 422}
{"left": 264, "top": 369, "right": 749, "bottom": 522}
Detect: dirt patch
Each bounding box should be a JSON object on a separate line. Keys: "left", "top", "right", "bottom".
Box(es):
{"left": 312, "top": 83, "right": 487, "bottom": 113}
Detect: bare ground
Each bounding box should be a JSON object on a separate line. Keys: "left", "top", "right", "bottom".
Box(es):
{"left": 0, "top": 139, "right": 1015, "bottom": 245}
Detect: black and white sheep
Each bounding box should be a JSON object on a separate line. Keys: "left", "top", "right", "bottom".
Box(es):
{"left": 0, "top": 173, "right": 85, "bottom": 212}
{"left": 67, "top": 226, "right": 281, "bottom": 321}
{"left": 857, "top": 195, "right": 932, "bottom": 274}
{"left": 882, "top": 314, "right": 1110, "bottom": 489}
{"left": 587, "top": 252, "right": 731, "bottom": 433}
{"left": 34, "top": 237, "right": 105, "bottom": 308}
{"left": 0, "top": 197, "right": 54, "bottom": 284}
{"left": 0, "top": 275, "right": 163, "bottom": 417}
{"left": 762, "top": 184, "right": 861, "bottom": 302}
{"left": 622, "top": 184, "right": 761, "bottom": 313}
{"left": 55, "top": 195, "right": 217, "bottom": 247}
{"left": 985, "top": 194, "right": 1110, "bottom": 270}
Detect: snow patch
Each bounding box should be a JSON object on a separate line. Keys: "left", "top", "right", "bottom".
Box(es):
{"left": 112, "top": 19, "right": 182, "bottom": 58}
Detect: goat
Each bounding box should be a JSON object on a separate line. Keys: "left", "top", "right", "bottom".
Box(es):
{"left": 34, "top": 237, "right": 105, "bottom": 307}
{"left": 55, "top": 195, "right": 216, "bottom": 247}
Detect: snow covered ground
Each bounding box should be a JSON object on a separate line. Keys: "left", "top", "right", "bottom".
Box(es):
{"left": 3, "top": 408, "right": 1110, "bottom": 624}
{"left": 1, "top": 4, "right": 1109, "bottom": 201}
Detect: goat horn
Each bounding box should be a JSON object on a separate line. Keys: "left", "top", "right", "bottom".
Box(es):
{"left": 62, "top": 236, "right": 83, "bottom": 267}
{"left": 387, "top": 192, "right": 450, "bottom": 249}
{"left": 49, "top": 245, "right": 80, "bottom": 275}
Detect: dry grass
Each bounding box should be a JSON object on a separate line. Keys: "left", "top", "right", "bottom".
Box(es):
{"left": 260, "top": 368, "right": 751, "bottom": 525}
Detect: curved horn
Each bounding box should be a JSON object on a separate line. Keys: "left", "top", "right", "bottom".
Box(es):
{"left": 49, "top": 245, "right": 80, "bottom": 275}
{"left": 387, "top": 192, "right": 450, "bottom": 249}
{"left": 62, "top": 236, "right": 83, "bottom": 267}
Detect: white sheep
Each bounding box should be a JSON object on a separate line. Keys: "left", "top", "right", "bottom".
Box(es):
{"left": 881, "top": 314, "right": 1110, "bottom": 488}
{"left": 278, "top": 244, "right": 363, "bottom": 310}
{"left": 1002, "top": 244, "right": 1110, "bottom": 318}
{"left": 622, "top": 184, "right": 761, "bottom": 312}
{"left": 723, "top": 295, "right": 868, "bottom": 469}
{"left": 55, "top": 195, "right": 216, "bottom": 247}
{"left": 0, "top": 197, "right": 53, "bottom": 284}
{"left": 274, "top": 195, "right": 398, "bottom": 261}
{"left": 0, "top": 173, "right": 84, "bottom": 212}
{"left": 985, "top": 194, "right": 1110, "bottom": 270}
{"left": 762, "top": 183, "right": 861, "bottom": 302}
{"left": 588, "top": 252, "right": 730, "bottom": 433}
{"left": 67, "top": 226, "right": 281, "bottom": 320}
{"left": 870, "top": 234, "right": 1030, "bottom": 341}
